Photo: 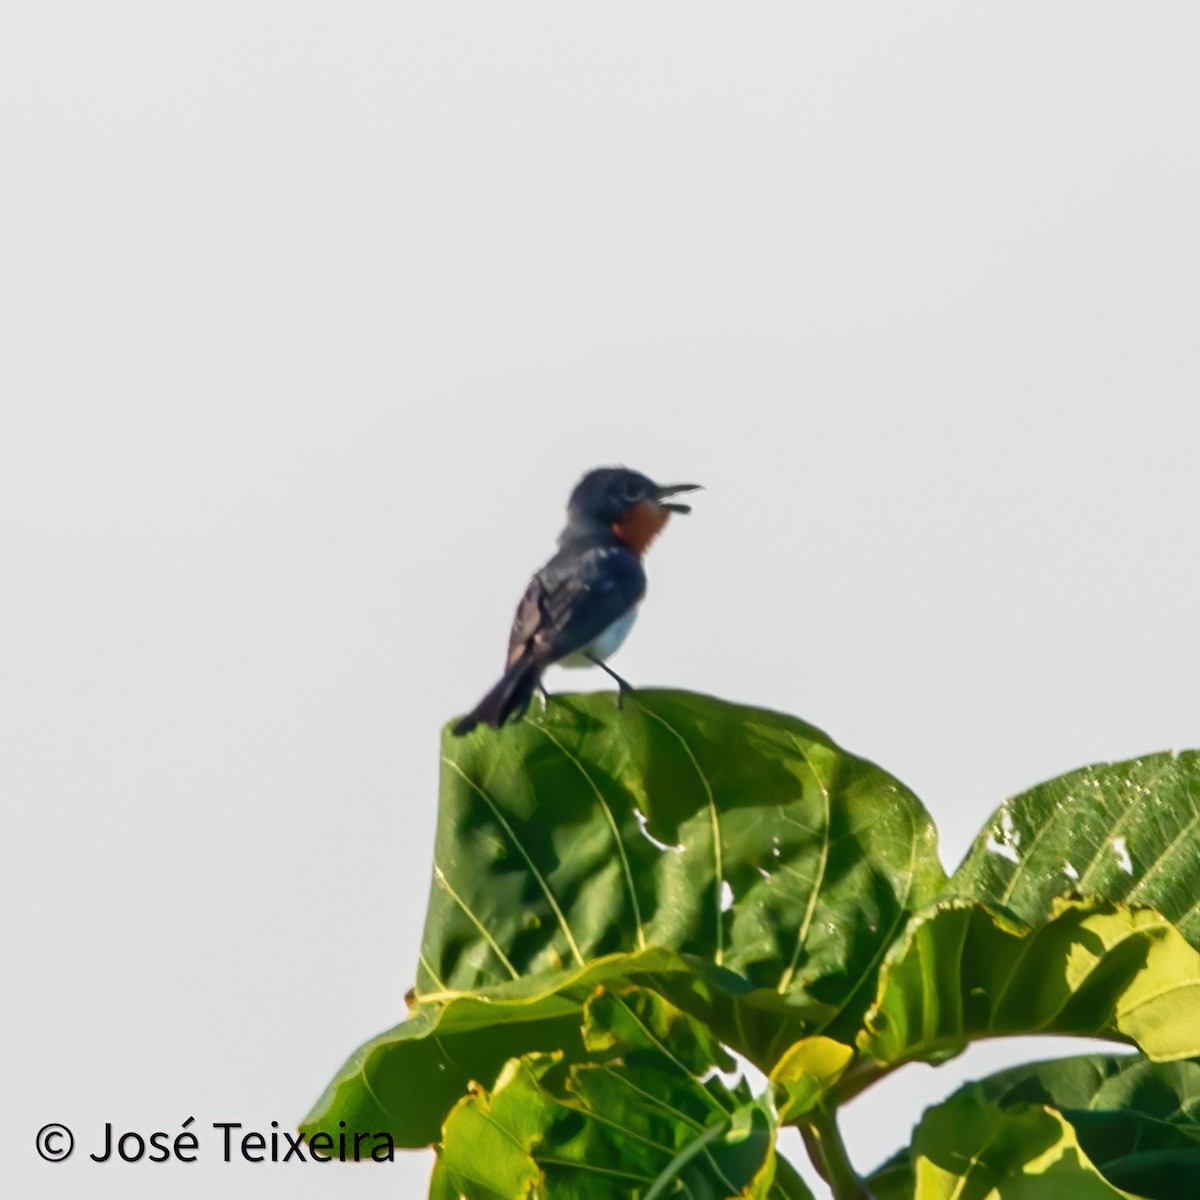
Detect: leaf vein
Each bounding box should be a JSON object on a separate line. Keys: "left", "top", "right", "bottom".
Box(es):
{"left": 534, "top": 722, "right": 646, "bottom": 950}
{"left": 433, "top": 863, "right": 520, "bottom": 980}
{"left": 638, "top": 704, "right": 725, "bottom": 966}
{"left": 442, "top": 755, "right": 585, "bottom": 967}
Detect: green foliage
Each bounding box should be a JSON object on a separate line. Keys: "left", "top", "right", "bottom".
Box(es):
{"left": 303, "top": 691, "right": 1200, "bottom": 1199}
{"left": 432, "top": 989, "right": 814, "bottom": 1200}
{"left": 860, "top": 897, "right": 1200, "bottom": 1066}
{"left": 868, "top": 1054, "right": 1200, "bottom": 1199}
{"left": 880, "top": 1087, "right": 1132, "bottom": 1199}
{"left": 424, "top": 691, "right": 946, "bottom": 1050}
{"left": 950, "top": 752, "right": 1200, "bottom": 943}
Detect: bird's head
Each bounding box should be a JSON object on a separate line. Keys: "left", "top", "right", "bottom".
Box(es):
{"left": 566, "top": 467, "right": 701, "bottom": 556}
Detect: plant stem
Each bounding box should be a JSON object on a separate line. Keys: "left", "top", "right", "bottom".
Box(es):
{"left": 828, "top": 1056, "right": 891, "bottom": 1108}
{"left": 801, "top": 1109, "right": 873, "bottom": 1200}
{"left": 642, "top": 1116, "right": 732, "bottom": 1200}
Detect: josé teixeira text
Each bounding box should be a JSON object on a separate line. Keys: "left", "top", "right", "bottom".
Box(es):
{"left": 83, "top": 1118, "right": 395, "bottom": 1163}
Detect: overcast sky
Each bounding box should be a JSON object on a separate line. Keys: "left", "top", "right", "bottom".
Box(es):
{"left": 4, "top": 5, "right": 1198, "bottom": 1197}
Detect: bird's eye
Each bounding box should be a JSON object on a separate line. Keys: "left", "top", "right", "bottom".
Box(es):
{"left": 621, "top": 482, "right": 646, "bottom": 504}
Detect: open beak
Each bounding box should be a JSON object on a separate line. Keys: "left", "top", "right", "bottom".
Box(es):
{"left": 653, "top": 482, "right": 702, "bottom": 514}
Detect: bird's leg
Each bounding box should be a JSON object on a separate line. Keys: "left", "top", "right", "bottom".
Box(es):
{"left": 535, "top": 679, "right": 552, "bottom": 714}
{"left": 585, "top": 655, "right": 635, "bottom": 709}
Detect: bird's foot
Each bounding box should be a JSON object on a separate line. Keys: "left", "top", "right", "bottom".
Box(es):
{"left": 585, "top": 655, "right": 635, "bottom": 710}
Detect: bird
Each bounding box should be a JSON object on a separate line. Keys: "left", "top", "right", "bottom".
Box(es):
{"left": 452, "top": 467, "right": 700, "bottom": 735}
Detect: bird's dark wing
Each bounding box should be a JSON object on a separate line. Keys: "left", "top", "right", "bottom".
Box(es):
{"left": 506, "top": 577, "right": 548, "bottom": 667}
{"left": 506, "top": 544, "right": 644, "bottom": 668}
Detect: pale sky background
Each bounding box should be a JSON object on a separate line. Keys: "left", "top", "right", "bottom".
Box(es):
{"left": 3, "top": 4, "right": 1198, "bottom": 1198}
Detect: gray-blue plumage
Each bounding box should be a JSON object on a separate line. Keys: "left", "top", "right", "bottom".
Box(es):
{"left": 452, "top": 467, "right": 699, "bottom": 735}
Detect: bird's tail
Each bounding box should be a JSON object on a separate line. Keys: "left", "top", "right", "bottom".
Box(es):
{"left": 452, "top": 657, "right": 541, "bottom": 736}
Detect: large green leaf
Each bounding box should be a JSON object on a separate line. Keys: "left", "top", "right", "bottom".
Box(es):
{"left": 859, "top": 897, "right": 1200, "bottom": 1066}
{"left": 951, "top": 752, "right": 1200, "bottom": 947}
{"left": 304, "top": 945, "right": 816, "bottom": 1148}
{"left": 868, "top": 1053, "right": 1200, "bottom": 1200}
{"left": 975, "top": 1053, "right": 1200, "bottom": 1199}
{"left": 303, "top": 946, "right": 692, "bottom": 1148}
{"left": 306, "top": 691, "right": 947, "bottom": 1147}
{"left": 305, "top": 691, "right": 944, "bottom": 1146}
{"left": 430, "top": 988, "right": 814, "bottom": 1200}
{"left": 884, "top": 1086, "right": 1132, "bottom": 1199}
{"left": 422, "top": 690, "right": 945, "bottom": 1056}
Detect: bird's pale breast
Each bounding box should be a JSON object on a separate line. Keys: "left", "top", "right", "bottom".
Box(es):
{"left": 557, "top": 606, "right": 638, "bottom": 667}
